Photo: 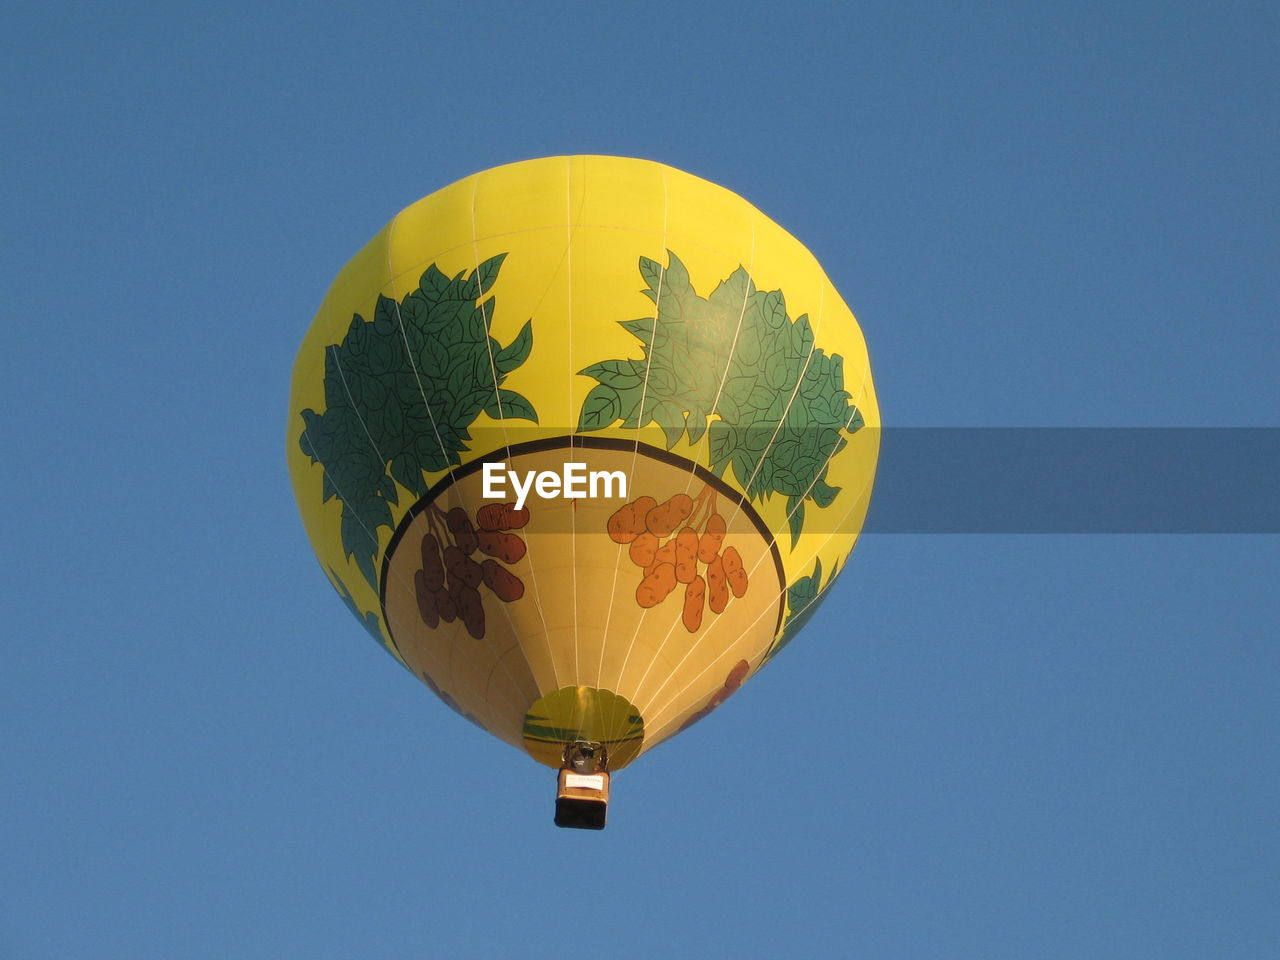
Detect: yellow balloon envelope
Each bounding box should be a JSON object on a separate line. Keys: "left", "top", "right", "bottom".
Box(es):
{"left": 287, "top": 156, "right": 878, "bottom": 809}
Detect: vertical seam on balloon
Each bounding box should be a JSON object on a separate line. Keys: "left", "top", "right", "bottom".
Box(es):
{"left": 640, "top": 280, "right": 835, "bottom": 729}
{"left": 634, "top": 268, "right": 823, "bottom": 727}
{"left": 328, "top": 344, "right": 460, "bottom": 694}
{"left": 642, "top": 468, "right": 870, "bottom": 742}
{"left": 567, "top": 157, "right": 580, "bottom": 687}
{"left": 467, "top": 173, "right": 562, "bottom": 704}
{"left": 382, "top": 201, "right": 537, "bottom": 735}
{"left": 604, "top": 163, "right": 670, "bottom": 742}
{"left": 625, "top": 216, "right": 761, "bottom": 714}
{"left": 693, "top": 221, "right": 758, "bottom": 466}
{"left": 382, "top": 207, "right": 473, "bottom": 706}
{"left": 636, "top": 271, "right": 830, "bottom": 733}
{"left": 330, "top": 346, "right": 387, "bottom": 466}
{"left": 762, "top": 323, "right": 880, "bottom": 658}
{"left": 791, "top": 291, "right": 881, "bottom": 660}
{"left": 723, "top": 281, "right": 827, "bottom": 534}
{"left": 640, "top": 391, "right": 870, "bottom": 737}
{"left": 299, "top": 425, "right": 490, "bottom": 725}
{"left": 464, "top": 178, "right": 561, "bottom": 702}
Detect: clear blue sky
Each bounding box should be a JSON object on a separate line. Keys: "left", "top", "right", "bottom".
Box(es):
{"left": 3, "top": 2, "right": 1276, "bottom": 957}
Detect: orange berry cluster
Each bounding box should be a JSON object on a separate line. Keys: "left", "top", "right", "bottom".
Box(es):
{"left": 415, "top": 502, "right": 528, "bottom": 638}
{"left": 608, "top": 492, "right": 749, "bottom": 632}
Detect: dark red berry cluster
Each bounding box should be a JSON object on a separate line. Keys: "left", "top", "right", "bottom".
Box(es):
{"left": 414, "top": 502, "right": 528, "bottom": 638}
{"left": 679, "top": 659, "right": 750, "bottom": 731}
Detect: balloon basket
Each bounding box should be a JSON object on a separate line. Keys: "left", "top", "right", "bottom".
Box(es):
{"left": 554, "top": 742, "right": 610, "bottom": 830}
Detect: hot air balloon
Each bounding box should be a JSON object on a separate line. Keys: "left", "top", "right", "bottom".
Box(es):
{"left": 287, "top": 156, "right": 879, "bottom": 828}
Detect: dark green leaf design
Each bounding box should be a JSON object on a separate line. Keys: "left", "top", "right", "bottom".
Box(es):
{"left": 298, "top": 253, "right": 537, "bottom": 588}
{"left": 787, "top": 498, "right": 804, "bottom": 544}
{"left": 810, "top": 478, "right": 839, "bottom": 509}
{"left": 473, "top": 253, "right": 506, "bottom": 296}
{"left": 493, "top": 319, "right": 533, "bottom": 373}
{"left": 420, "top": 264, "right": 450, "bottom": 299}
{"left": 483, "top": 388, "right": 538, "bottom": 423}
{"left": 576, "top": 250, "right": 863, "bottom": 545}
{"left": 769, "top": 557, "right": 843, "bottom": 661}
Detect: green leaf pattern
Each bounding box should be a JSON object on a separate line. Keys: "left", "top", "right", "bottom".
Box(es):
{"left": 576, "top": 251, "right": 863, "bottom": 544}
{"left": 327, "top": 567, "right": 388, "bottom": 652}
{"left": 769, "top": 557, "right": 841, "bottom": 661}
{"left": 299, "top": 254, "right": 538, "bottom": 587}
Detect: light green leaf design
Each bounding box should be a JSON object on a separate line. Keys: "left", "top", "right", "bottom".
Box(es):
{"left": 580, "top": 359, "right": 644, "bottom": 391}
{"left": 578, "top": 383, "right": 621, "bottom": 431}
{"left": 575, "top": 250, "right": 863, "bottom": 547}
{"left": 651, "top": 399, "right": 686, "bottom": 448}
